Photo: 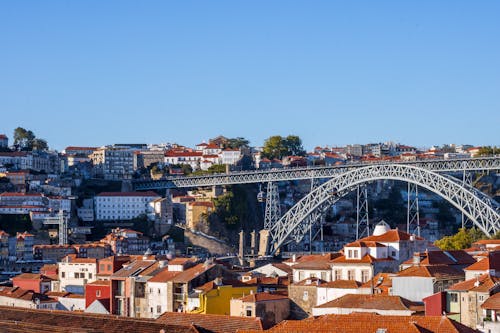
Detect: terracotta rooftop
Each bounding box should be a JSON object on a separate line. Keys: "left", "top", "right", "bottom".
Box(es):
{"left": 237, "top": 313, "right": 477, "bottom": 333}
{"left": 111, "top": 260, "right": 156, "bottom": 278}
{"left": 396, "top": 265, "right": 464, "bottom": 279}
{"left": 157, "top": 311, "right": 263, "bottom": 333}
{"left": 345, "top": 241, "right": 386, "bottom": 248}
{"left": 464, "top": 252, "right": 500, "bottom": 271}
{"left": 447, "top": 274, "right": 500, "bottom": 292}
{"left": 361, "top": 229, "right": 424, "bottom": 242}
{"left": 238, "top": 292, "right": 289, "bottom": 303}
{"left": 314, "top": 294, "right": 418, "bottom": 312}
{"left": 319, "top": 280, "right": 361, "bottom": 289}
{"left": 170, "top": 263, "right": 216, "bottom": 283}
{"left": 12, "top": 273, "right": 54, "bottom": 282}
{"left": 147, "top": 266, "right": 180, "bottom": 283}
{"left": 481, "top": 292, "right": 500, "bottom": 310}
{"left": 0, "top": 306, "right": 196, "bottom": 333}
{"left": 419, "top": 250, "right": 476, "bottom": 266}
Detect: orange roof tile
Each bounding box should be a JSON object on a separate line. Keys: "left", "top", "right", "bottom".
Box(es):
{"left": 481, "top": 293, "right": 500, "bottom": 310}
{"left": 447, "top": 274, "right": 500, "bottom": 292}
{"left": 314, "top": 294, "right": 418, "bottom": 311}
{"left": 396, "top": 265, "right": 464, "bottom": 279}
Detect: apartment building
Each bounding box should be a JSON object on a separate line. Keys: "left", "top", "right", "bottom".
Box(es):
{"left": 94, "top": 191, "right": 160, "bottom": 221}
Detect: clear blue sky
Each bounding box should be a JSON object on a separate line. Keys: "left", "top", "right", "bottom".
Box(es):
{"left": 1, "top": 1, "right": 499, "bottom": 151}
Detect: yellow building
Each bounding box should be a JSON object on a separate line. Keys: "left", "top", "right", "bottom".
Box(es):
{"left": 186, "top": 201, "right": 214, "bottom": 230}
{"left": 188, "top": 278, "right": 257, "bottom": 315}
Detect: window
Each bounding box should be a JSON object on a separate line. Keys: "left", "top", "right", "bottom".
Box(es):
{"left": 348, "top": 250, "right": 353, "bottom": 258}
{"left": 150, "top": 307, "right": 153, "bottom": 313}
{"left": 450, "top": 293, "right": 458, "bottom": 302}
{"left": 107, "top": 264, "right": 112, "bottom": 271}
{"left": 334, "top": 270, "right": 342, "bottom": 280}
{"left": 100, "top": 264, "right": 105, "bottom": 271}
{"left": 361, "top": 270, "right": 370, "bottom": 283}
{"left": 74, "top": 272, "right": 80, "bottom": 279}
{"left": 88, "top": 273, "right": 92, "bottom": 279}
{"left": 391, "top": 251, "right": 396, "bottom": 257}
{"left": 347, "top": 270, "right": 355, "bottom": 280}
{"left": 321, "top": 272, "right": 327, "bottom": 280}
{"left": 303, "top": 291, "right": 309, "bottom": 301}
{"left": 245, "top": 306, "right": 252, "bottom": 317}
{"left": 353, "top": 250, "right": 359, "bottom": 258}
{"left": 61, "top": 272, "right": 65, "bottom": 278}
{"left": 96, "top": 290, "right": 101, "bottom": 297}
{"left": 157, "top": 305, "right": 162, "bottom": 313}
{"left": 158, "top": 288, "right": 161, "bottom": 294}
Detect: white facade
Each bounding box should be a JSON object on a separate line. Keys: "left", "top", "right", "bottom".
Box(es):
{"left": 58, "top": 258, "right": 97, "bottom": 293}
{"left": 94, "top": 192, "right": 160, "bottom": 221}
{"left": 316, "top": 286, "right": 370, "bottom": 306}
{"left": 250, "top": 264, "right": 290, "bottom": 278}
{"left": 145, "top": 281, "right": 169, "bottom": 318}
{"left": 220, "top": 149, "right": 241, "bottom": 165}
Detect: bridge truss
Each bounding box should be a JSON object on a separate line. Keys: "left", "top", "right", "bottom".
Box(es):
{"left": 267, "top": 164, "right": 499, "bottom": 255}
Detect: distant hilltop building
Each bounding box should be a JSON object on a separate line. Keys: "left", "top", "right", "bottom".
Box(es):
{"left": 0, "top": 134, "right": 8, "bottom": 148}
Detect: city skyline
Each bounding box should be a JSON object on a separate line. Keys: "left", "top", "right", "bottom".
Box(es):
{"left": 1, "top": 1, "right": 499, "bottom": 151}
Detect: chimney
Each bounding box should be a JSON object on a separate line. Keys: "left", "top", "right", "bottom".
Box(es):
{"left": 413, "top": 252, "right": 421, "bottom": 266}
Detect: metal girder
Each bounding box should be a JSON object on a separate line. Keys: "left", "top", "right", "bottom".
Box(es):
{"left": 264, "top": 182, "right": 281, "bottom": 230}
{"left": 268, "top": 164, "right": 500, "bottom": 255}
{"left": 407, "top": 183, "right": 420, "bottom": 237}
{"left": 133, "top": 157, "right": 500, "bottom": 190}
{"left": 356, "top": 185, "right": 370, "bottom": 240}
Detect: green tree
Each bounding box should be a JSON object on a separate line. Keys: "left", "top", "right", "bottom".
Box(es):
{"left": 13, "top": 127, "right": 48, "bottom": 151}
{"left": 262, "top": 135, "right": 305, "bottom": 160}
{"left": 477, "top": 146, "right": 498, "bottom": 157}
{"left": 434, "top": 227, "right": 486, "bottom": 250}
{"left": 225, "top": 137, "right": 250, "bottom": 149}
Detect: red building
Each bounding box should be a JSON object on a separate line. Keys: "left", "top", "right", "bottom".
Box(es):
{"left": 11, "top": 273, "right": 53, "bottom": 293}
{"left": 97, "top": 255, "right": 131, "bottom": 280}
{"left": 422, "top": 291, "right": 446, "bottom": 316}
{"left": 85, "top": 280, "right": 111, "bottom": 309}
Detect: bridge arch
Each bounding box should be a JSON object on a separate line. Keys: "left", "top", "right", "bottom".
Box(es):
{"left": 269, "top": 164, "right": 500, "bottom": 255}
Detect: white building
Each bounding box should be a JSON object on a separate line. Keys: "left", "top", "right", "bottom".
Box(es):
{"left": 58, "top": 254, "right": 98, "bottom": 294}
{"left": 220, "top": 149, "right": 241, "bottom": 165}
{"left": 0, "top": 287, "right": 58, "bottom": 310}
{"left": 90, "top": 147, "right": 135, "bottom": 180}
{"left": 94, "top": 191, "right": 160, "bottom": 221}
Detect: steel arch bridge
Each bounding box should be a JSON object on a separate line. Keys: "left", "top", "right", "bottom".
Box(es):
{"left": 268, "top": 163, "right": 500, "bottom": 255}
{"left": 133, "top": 157, "right": 500, "bottom": 189}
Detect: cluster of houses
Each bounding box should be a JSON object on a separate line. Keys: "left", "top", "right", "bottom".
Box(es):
{"left": 0, "top": 221, "right": 498, "bottom": 332}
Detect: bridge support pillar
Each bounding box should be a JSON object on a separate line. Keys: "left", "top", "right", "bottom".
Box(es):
{"left": 258, "top": 229, "right": 270, "bottom": 256}
{"left": 238, "top": 230, "right": 245, "bottom": 258}
{"left": 356, "top": 185, "right": 370, "bottom": 239}
{"left": 407, "top": 183, "right": 420, "bottom": 237}
{"left": 264, "top": 182, "right": 281, "bottom": 230}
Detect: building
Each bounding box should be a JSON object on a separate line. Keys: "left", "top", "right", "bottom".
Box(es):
{"left": 84, "top": 280, "right": 111, "bottom": 312}
{"left": 94, "top": 191, "right": 160, "bottom": 221}
{"left": 446, "top": 274, "right": 500, "bottom": 329}
{"left": 236, "top": 312, "right": 476, "bottom": 333}
{"left": 100, "top": 228, "right": 150, "bottom": 255}
{"left": 288, "top": 277, "right": 324, "bottom": 319}
{"left": 391, "top": 265, "right": 464, "bottom": 302}
{"left": 481, "top": 293, "right": 500, "bottom": 333}
{"left": 0, "top": 287, "right": 58, "bottom": 310}
{"left": 463, "top": 251, "right": 500, "bottom": 280}
{"left": 11, "top": 273, "right": 53, "bottom": 293}
{"left": 0, "top": 134, "right": 8, "bottom": 148}
{"left": 58, "top": 254, "right": 98, "bottom": 294}
{"left": 220, "top": 149, "right": 241, "bottom": 165}
{"left": 186, "top": 201, "right": 214, "bottom": 230}
{"left": 312, "top": 293, "right": 420, "bottom": 316}
{"left": 90, "top": 147, "right": 135, "bottom": 180}
{"left": 187, "top": 278, "right": 257, "bottom": 315}
{"left": 15, "top": 231, "right": 34, "bottom": 260}
{"left": 230, "top": 292, "right": 290, "bottom": 328}
{"left": 316, "top": 280, "right": 369, "bottom": 306}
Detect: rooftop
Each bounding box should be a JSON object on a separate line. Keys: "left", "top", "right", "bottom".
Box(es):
{"left": 314, "top": 294, "right": 419, "bottom": 312}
